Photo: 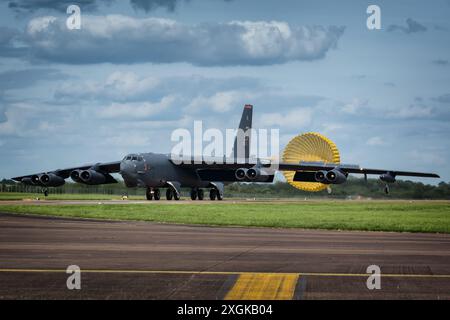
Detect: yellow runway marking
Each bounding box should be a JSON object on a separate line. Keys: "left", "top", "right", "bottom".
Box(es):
{"left": 0, "top": 269, "right": 450, "bottom": 278}
{"left": 224, "top": 273, "right": 299, "bottom": 300}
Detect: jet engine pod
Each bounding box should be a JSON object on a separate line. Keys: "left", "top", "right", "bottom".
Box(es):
{"left": 380, "top": 172, "right": 396, "bottom": 183}
{"left": 235, "top": 168, "right": 247, "bottom": 181}
{"left": 246, "top": 168, "right": 260, "bottom": 180}
{"left": 80, "top": 169, "right": 106, "bottom": 185}
{"left": 70, "top": 170, "right": 83, "bottom": 183}
{"left": 325, "top": 169, "right": 347, "bottom": 184}
{"left": 31, "top": 174, "right": 42, "bottom": 185}
{"left": 40, "top": 173, "right": 65, "bottom": 187}
{"left": 314, "top": 170, "right": 327, "bottom": 183}
{"left": 283, "top": 132, "right": 340, "bottom": 192}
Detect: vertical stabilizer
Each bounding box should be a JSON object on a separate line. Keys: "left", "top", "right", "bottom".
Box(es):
{"left": 231, "top": 104, "right": 253, "bottom": 160}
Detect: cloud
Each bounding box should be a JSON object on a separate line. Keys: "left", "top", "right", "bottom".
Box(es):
{"left": 387, "top": 18, "right": 427, "bottom": 34}
{"left": 432, "top": 94, "right": 450, "bottom": 104}
{"left": 341, "top": 98, "right": 368, "bottom": 114}
{"left": 366, "top": 136, "right": 385, "bottom": 146}
{"left": 0, "top": 68, "right": 67, "bottom": 90}
{"left": 186, "top": 90, "right": 253, "bottom": 113}
{"left": 0, "top": 26, "right": 25, "bottom": 57}
{"left": 55, "top": 71, "right": 159, "bottom": 102}
{"left": 22, "top": 15, "right": 344, "bottom": 66}
{"left": 130, "top": 0, "right": 187, "bottom": 12}
{"left": 258, "top": 108, "right": 312, "bottom": 129}
{"left": 386, "top": 104, "right": 433, "bottom": 119}
{"left": 432, "top": 59, "right": 448, "bottom": 66}
{"left": 6, "top": 0, "right": 231, "bottom": 13}
{"left": 6, "top": 0, "right": 112, "bottom": 12}
{"left": 97, "top": 95, "right": 175, "bottom": 119}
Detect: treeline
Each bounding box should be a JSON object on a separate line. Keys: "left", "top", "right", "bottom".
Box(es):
{"left": 1, "top": 177, "right": 449, "bottom": 199}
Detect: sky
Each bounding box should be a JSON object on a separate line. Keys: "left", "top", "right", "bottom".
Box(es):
{"left": 0, "top": 0, "right": 449, "bottom": 183}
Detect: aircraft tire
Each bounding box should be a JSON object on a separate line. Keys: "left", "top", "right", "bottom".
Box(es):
{"left": 146, "top": 188, "right": 153, "bottom": 200}
{"left": 154, "top": 189, "right": 161, "bottom": 200}
{"left": 190, "top": 189, "right": 197, "bottom": 200}
{"left": 174, "top": 191, "right": 180, "bottom": 200}
{"left": 197, "top": 189, "right": 204, "bottom": 200}
{"left": 166, "top": 188, "right": 173, "bottom": 200}
{"left": 217, "top": 192, "right": 223, "bottom": 201}
{"left": 209, "top": 189, "right": 217, "bottom": 200}
{"left": 44, "top": 189, "right": 49, "bottom": 197}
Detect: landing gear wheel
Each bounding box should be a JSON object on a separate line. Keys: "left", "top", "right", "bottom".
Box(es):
{"left": 174, "top": 191, "right": 180, "bottom": 201}
{"left": 154, "top": 189, "right": 161, "bottom": 200}
{"left": 216, "top": 191, "right": 223, "bottom": 201}
{"left": 166, "top": 188, "right": 173, "bottom": 200}
{"left": 190, "top": 188, "right": 198, "bottom": 200}
{"left": 197, "top": 189, "right": 204, "bottom": 200}
{"left": 146, "top": 188, "right": 153, "bottom": 200}
{"left": 44, "top": 189, "right": 49, "bottom": 197}
{"left": 209, "top": 189, "right": 217, "bottom": 200}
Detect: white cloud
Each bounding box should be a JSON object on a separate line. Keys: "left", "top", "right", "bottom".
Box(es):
{"left": 24, "top": 15, "right": 344, "bottom": 65}
{"left": 366, "top": 136, "right": 385, "bottom": 146}
{"left": 387, "top": 104, "right": 433, "bottom": 119}
{"left": 97, "top": 95, "right": 175, "bottom": 119}
{"left": 186, "top": 90, "right": 252, "bottom": 113}
{"left": 341, "top": 98, "right": 368, "bottom": 114}
{"left": 55, "top": 71, "right": 159, "bottom": 101}
{"left": 258, "top": 107, "right": 312, "bottom": 129}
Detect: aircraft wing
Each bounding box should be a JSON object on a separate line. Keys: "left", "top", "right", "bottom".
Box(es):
{"left": 12, "top": 161, "right": 121, "bottom": 184}
{"left": 170, "top": 156, "right": 440, "bottom": 179}
{"left": 277, "top": 162, "right": 440, "bottom": 178}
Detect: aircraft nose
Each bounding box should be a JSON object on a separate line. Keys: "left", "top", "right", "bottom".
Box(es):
{"left": 120, "top": 160, "right": 136, "bottom": 175}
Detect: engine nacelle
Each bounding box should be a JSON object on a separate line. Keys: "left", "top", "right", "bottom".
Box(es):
{"left": 235, "top": 168, "right": 247, "bottom": 181}
{"left": 380, "top": 172, "right": 396, "bottom": 183}
{"left": 40, "top": 173, "right": 65, "bottom": 187}
{"left": 31, "top": 174, "right": 42, "bottom": 186}
{"left": 314, "top": 171, "right": 327, "bottom": 183}
{"left": 246, "top": 168, "right": 260, "bottom": 180}
{"left": 70, "top": 170, "right": 83, "bottom": 183}
{"left": 79, "top": 169, "right": 106, "bottom": 185}
{"left": 325, "top": 169, "right": 347, "bottom": 184}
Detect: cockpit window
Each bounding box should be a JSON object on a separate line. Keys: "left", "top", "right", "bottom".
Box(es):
{"left": 131, "top": 156, "right": 137, "bottom": 161}
{"left": 125, "top": 156, "right": 132, "bottom": 160}
{"left": 138, "top": 156, "right": 143, "bottom": 161}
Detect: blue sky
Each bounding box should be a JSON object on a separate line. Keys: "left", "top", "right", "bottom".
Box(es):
{"left": 0, "top": 0, "right": 449, "bottom": 183}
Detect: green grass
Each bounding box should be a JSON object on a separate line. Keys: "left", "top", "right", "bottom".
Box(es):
{"left": 0, "top": 201, "right": 449, "bottom": 233}
{"left": 0, "top": 192, "right": 143, "bottom": 201}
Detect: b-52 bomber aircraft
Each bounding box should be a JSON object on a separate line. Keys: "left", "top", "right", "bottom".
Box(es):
{"left": 12, "top": 105, "right": 439, "bottom": 200}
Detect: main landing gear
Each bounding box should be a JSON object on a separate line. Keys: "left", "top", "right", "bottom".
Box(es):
{"left": 146, "top": 187, "right": 161, "bottom": 200}
{"left": 166, "top": 188, "right": 180, "bottom": 201}
{"left": 209, "top": 188, "right": 223, "bottom": 201}
{"left": 189, "top": 188, "right": 223, "bottom": 201}
{"left": 190, "top": 188, "right": 204, "bottom": 200}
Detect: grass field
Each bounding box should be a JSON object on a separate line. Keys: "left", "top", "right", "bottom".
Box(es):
{"left": 0, "top": 192, "right": 143, "bottom": 201}
{"left": 0, "top": 201, "right": 449, "bottom": 233}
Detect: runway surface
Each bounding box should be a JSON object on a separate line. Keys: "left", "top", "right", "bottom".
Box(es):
{"left": 0, "top": 213, "right": 449, "bottom": 299}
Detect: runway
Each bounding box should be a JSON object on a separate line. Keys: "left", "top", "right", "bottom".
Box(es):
{"left": 0, "top": 213, "right": 449, "bottom": 299}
